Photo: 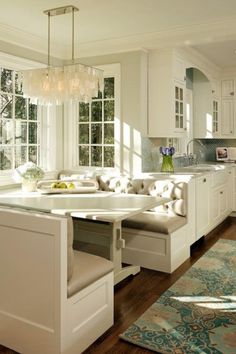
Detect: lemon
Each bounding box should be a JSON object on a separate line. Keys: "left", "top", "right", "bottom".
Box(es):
{"left": 58, "top": 182, "right": 67, "bottom": 189}
{"left": 51, "top": 182, "right": 59, "bottom": 189}
{"left": 67, "top": 182, "right": 75, "bottom": 189}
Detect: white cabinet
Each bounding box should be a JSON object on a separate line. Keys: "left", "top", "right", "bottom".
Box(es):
{"left": 210, "top": 169, "right": 232, "bottom": 230}
{"left": 221, "top": 99, "right": 234, "bottom": 136}
{"left": 222, "top": 79, "right": 234, "bottom": 98}
{"left": 174, "top": 83, "right": 185, "bottom": 132}
{"left": 221, "top": 79, "right": 235, "bottom": 137}
{"left": 195, "top": 175, "right": 210, "bottom": 239}
{"left": 212, "top": 99, "right": 220, "bottom": 135}
{"left": 210, "top": 185, "right": 228, "bottom": 227}
{"left": 227, "top": 167, "right": 234, "bottom": 211}
{"left": 148, "top": 50, "right": 187, "bottom": 137}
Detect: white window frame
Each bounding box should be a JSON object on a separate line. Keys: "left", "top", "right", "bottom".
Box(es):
{"left": 64, "top": 63, "right": 121, "bottom": 173}
{"left": 0, "top": 52, "right": 46, "bottom": 186}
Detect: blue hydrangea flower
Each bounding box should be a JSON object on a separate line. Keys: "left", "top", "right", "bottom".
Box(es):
{"left": 159, "top": 146, "right": 175, "bottom": 156}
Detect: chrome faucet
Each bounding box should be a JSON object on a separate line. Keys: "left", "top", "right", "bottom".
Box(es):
{"left": 186, "top": 139, "right": 205, "bottom": 156}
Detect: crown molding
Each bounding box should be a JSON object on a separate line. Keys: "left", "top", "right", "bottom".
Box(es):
{"left": 0, "top": 51, "right": 46, "bottom": 70}
{"left": 1, "top": 15, "right": 236, "bottom": 60}
{"left": 77, "top": 16, "right": 236, "bottom": 58}
{"left": 0, "top": 22, "right": 65, "bottom": 59}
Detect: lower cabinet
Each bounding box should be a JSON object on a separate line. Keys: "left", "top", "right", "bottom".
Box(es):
{"left": 195, "top": 175, "right": 210, "bottom": 240}
{"left": 195, "top": 168, "right": 233, "bottom": 241}
{"left": 210, "top": 185, "right": 228, "bottom": 227}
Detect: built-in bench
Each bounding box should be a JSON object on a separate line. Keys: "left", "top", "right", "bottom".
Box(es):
{"left": 0, "top": 208, "right": 114, "bottom": 354}
{"left": 96, "top": 175, "right": 190, "bottom": 273}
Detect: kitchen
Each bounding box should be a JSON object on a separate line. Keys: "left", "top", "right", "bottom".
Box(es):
{"left": 1, "top": 1, "right": 236, "bottom": 353}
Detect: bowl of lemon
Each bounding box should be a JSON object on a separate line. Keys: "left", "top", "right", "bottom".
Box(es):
{"left": 37, "top": 179, "right": 98, "bottom": 194}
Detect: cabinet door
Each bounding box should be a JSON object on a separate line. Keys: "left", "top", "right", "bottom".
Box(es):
{"left": 173, "top": 56, "right": 185, "bottom": 82}
{"left": 211, "top": 79, "right": 220, "bottom": 99}
{"left": 219, "top": 188, "right": 227, "bottom": 215}
{"left": 174, "top": 83, "right": 186, "bottom": 133}
{"left": 210, "top": 189, "right": 220, "bottom": 224}
{"left": 196, "top": 176, "right": 210, "bottom": 239}
{"left": 213, "top": 99, "right": 220, "bottom": 135}
{"left": 221, "top": 100, "right": 234, "bottom": 136}
{"left": 222, "top": 79, "right": 234, "bottom": 98}
{"left": 227, "top": 168, "right": 234, "bottom": 212}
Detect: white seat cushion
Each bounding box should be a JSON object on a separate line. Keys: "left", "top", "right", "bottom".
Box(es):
{"left": 122, "top": 212, "right": 187, "bottom": 234}
{"left": 67, "top": 251, "right": 113, "bottom": 298}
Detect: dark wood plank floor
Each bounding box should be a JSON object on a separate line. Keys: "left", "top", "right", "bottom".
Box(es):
{"left": 1, "top": 217, "right": 236, "bottom": 354}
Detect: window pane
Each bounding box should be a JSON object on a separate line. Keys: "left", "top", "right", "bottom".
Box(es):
{"left": 0, "top": 146, "right": 12, "bottom": 170}
{"left": 0, "top": 94, "right": 12, "bottom": 118}
{"left": 104, "top": 78, "right": 114, "bottom": 98}
{"left": 104, "top": 123, "right": 114, "bottom": 144}
{"left": 79, "top": 146, "right": 89, "bottom": 166}
{"left": 91, "top": 124, "right": 102, "bottom": 144}
{"left": 1, "top": 69, "right": 13, "bottom": 93}
{"left": 92, "top": 89, "right": 102, "bottom": 100}
{"left": 91, "top": 101, "right": 102, "bottom": 121}
{"left": 15, "top": 146, "right": 27, "bottom": 167}
{"left": 29, "top": 146, "right": 37, "bottom": 164}
{"left": 91, "top": 146, "right": 102, "bottom": 166}
{"left": 79, "top": 102, "right": 89, "bottom": 122}
{"left": 104, "top": 147, "right": 114, "bottom": 167}
{"left": 15, "top": 72, "right": 23, "bottom": 95}
{"left": 15, "top": 121, "right": 27, "bottom": 144}
{"left": 15, "top": 96, "right": 27, "bottom": 119}
{"left": 29, "top": 103, "right": 37, "bottom": 120}
{"left": 29, "top": 122, "right": 37, "bottom": 144}
{"left": 79, "top": 124, "right": 89, "bottom": 144}
{"left": 104, "top": 100, "right": 114, "bottom": 121}
{"left": 0, "top": 120, "right": 13, "bottom": 144}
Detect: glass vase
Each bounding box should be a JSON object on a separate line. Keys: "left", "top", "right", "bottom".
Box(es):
{"left": 161, "top": 155, "right": 174, "bottom": 173}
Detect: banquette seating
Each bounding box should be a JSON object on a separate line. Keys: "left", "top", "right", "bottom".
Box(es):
{"left": 0, "top": 208, "right": 114, "bottom": 354}
{"left": 96, "top": 174, "right": 190, "bottom": 273}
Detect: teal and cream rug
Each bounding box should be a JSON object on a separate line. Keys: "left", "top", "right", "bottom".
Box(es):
{"left": 120, "top": 239, "right": 236, "bottom": 353}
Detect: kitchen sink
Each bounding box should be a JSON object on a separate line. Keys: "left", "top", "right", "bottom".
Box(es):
{"left": 180, "top": 164, "right": 225, "bottom": 173}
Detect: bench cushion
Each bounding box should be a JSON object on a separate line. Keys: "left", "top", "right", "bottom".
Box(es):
{"left": 122, "top": 212, "right": 187, "bottom": 234}
{"left": 67, "top": 251, "right": 113, "bottom": 297}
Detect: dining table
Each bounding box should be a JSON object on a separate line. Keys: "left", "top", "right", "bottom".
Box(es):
{"left": 0, "top": 190, "right": 169, "bottom": 285}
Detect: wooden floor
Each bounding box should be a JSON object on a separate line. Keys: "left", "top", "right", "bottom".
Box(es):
{"left": 1, "top": 217, "right": 236, "bottom": 354}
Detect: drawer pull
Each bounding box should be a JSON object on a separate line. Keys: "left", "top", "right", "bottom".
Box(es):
{"left": 203, "top": 178, "right": 206, "bottom": 183}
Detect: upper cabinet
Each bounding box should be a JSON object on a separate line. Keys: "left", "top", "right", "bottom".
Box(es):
{"left": 221, "top": 79, "right": 234, "bottom": 137}
{"left": 221, "top": 79, "right": 234, "bottom": 98}
{"left": 148, "top": 50, "right": 187, "bottom": 137}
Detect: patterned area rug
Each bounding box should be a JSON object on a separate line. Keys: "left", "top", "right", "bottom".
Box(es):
{"left": 120, "top": 239, "right": 236, "bottom": 353}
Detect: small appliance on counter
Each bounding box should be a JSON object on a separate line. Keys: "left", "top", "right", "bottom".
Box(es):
{"left": 216, "top": 147, "right": 236, "bottom": 162}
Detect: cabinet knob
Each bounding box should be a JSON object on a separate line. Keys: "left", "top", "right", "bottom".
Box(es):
{"left": 230, "top": 92, "right": 234, "bottom": 96}
{"left": 203, "top": 178, "right": 206, "bottom": 183}
{"left": 212, "top": 90, "right": 215, "bottom": 94}
{"left": 231, "top": 131, "right": 233, "bottom": 133}
{"left": 220, "top": 191, "right": 223, "bottom": 194}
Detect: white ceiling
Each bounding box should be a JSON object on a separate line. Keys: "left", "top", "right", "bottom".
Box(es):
{"left": 1, "top": 0, "right": 236, "bottom": 66}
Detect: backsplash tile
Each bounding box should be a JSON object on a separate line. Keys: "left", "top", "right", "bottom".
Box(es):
{"left": 142, "top": 137, "right": 236, "bottom": 172}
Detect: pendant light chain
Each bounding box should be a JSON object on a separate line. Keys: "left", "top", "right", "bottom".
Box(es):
{"left": 72, "top": 7, "right": 75, "bottom": 63}
{"left": 47, "top": 13, "right": 51, "bottom": 67}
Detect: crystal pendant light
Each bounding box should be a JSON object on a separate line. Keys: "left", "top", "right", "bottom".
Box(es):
{"left": 19, "top": 5, "right": 103, "bottom": 105}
